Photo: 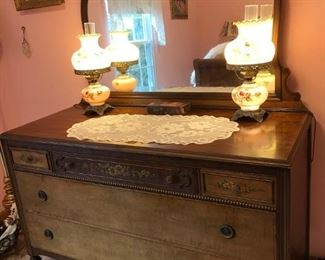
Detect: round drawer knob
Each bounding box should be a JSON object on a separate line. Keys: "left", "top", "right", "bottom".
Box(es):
{"left": 44, "top": 229, "right": 54, "bottom": 240}
{"left": 219, "top": 224, "right": 235, "bottom": 239}
{"left": 38, "top": 190, "right": 48, "bottom": 201}
{"left": 165, "top": 175, "right": 178, "bottom": 184}
{"left": 64, "top": 161, "right": 74, "bottom": 171}
{"left": 26, "top": 155, "right": 34, "bottom": 162}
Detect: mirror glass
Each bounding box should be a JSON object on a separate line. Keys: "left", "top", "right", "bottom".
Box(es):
{"left": 87, "top": 0, "right": 276, "bottom": 94}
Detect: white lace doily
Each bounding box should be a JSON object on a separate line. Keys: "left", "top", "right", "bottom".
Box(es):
{"left": 67, "top": 114, "right": 239, "bottom": 145}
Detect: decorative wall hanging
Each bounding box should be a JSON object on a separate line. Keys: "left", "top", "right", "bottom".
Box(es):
{"left": 14, "top": 0, "right": 64, "bottom": 11}
{"left": 170, "top": 0, "right": 188, "bottom": 19}
{"left": 21, "top": 26, "right": 31, "bottom": 58}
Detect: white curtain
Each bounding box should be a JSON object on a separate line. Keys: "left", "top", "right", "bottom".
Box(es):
{"left": 105, "top": 0, "right": 166, "bottom": 46}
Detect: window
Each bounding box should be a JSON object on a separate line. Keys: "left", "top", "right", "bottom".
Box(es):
{"left": 109, "top": 14, "right": 156, "bottom": 91}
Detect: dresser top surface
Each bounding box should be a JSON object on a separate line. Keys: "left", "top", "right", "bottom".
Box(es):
{"left": 0, "top": 106, "right": 311, "bottom": 166}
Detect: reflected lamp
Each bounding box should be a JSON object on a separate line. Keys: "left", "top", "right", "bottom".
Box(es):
{"left": 224, "top": 5, "right": 275, "bottom": 122}
{"left": 106, "top": 31, "right": 140, "bottom": 92}
{"left": 71, "top": 22, "right": 112, "bottom": 115}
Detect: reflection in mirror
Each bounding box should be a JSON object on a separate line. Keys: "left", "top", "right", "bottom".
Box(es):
{"left": 87, "top": 0, "right": 275, "bottom": 93}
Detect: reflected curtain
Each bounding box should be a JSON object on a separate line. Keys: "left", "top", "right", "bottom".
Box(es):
{"left": 104, "top": 0, "right": 166, "bottom": 46}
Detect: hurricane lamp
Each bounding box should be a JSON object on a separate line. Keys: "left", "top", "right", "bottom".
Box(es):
{"left": 71, "top": 22, "right": 112, "bottom": 115}
{"left": 106, "top": 31, "right": 140, "bottom": 92}
{"left": 225, "top": 15, "right": 275, "bottom": 122}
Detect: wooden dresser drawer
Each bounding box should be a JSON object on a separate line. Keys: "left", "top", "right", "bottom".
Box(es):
{"left": 52, "top": 152, "right": 199, "bottom": 194}
{"left": 10, "top": 148, "right": 50, "bottom": 170}
{"left": 17, "top": 172, "right": 276, "bottom": 260}
{"left": 202, "top": 169, "right": 275, "bottom": 206}
{"left": 26, "top": 213, "right": 225, "bottom": 260}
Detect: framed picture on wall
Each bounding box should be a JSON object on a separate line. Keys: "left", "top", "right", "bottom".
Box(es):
{"left": 170, "top": 0, "right": 188, "bottom": 19}
{"left": 14, "top": 0, "right": 65, "bottom": 11}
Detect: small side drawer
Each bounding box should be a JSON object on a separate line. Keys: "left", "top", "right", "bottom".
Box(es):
{"left": 11, "top": 148, "right": 50, "bottom": 170}
{"left": 202, "top": 169, "right": 275, "bottom": 205}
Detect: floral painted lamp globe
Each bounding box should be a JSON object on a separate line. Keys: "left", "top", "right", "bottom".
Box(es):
{"left": 71, "top": 22, "right": 112, "bottom": 115}
{"left": 224, "top": 6, "right": 275, "bottom": 122}
{"left": 106, "top": 31, "right": 140, "bottom": 92}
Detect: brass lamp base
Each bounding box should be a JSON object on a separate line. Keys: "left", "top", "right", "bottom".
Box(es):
{"left": 74, "top": 67, "right": 112, "bottom": 116}
{"left": 84, "top": 103, "right": 114, "bottom": 116}
{"left": 78, "top": 100, "right": 114, "bottom": 116}
{"left": 111, "top": 60, "right": 138, "bottom": 75}
{"left": 231, "top": 109, "right": 267, "bottom": 123}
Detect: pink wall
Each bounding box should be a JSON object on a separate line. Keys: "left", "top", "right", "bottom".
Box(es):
{"left": 0, "top": 1, "right": 84, "bottom": 131}
{"left": 154, "top": 0, "right": 200, "bottom": 88}
{"left": 0, "top": 0, "right": 324, "bottom": 256}
{"left": 0, "top": 1, "right": 85, "bottom": 206}
{"left": 280, "top": 0, "right": 325, "bottom": 256}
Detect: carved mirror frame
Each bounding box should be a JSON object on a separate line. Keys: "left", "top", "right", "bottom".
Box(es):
{"left": 80, "top": 0, "right": 303, "bottom": 110}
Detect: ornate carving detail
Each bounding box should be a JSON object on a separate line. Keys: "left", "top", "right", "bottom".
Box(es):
{"left": 53, "top": 154, "right": 198, "bottom": 194}
{"left": 282, "top": 67, "right": 301, "bottom": 101}
{"left": 106, "top": 165, "right": 154, "bottom": 179}
{"left": 52, "top": 154, "right": 274, "bottom": 211}
{"left": 217, "top": 178, "right": 265, "bottom": 195}
{"left": 55, "top": 156, "right": 157, "bottom": 180}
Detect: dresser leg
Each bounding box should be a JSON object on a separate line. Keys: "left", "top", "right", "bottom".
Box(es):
{"left": 31, "top": 256, "right": 42, "bottom": 260}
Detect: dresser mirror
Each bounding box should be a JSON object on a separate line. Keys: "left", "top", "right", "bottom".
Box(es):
{"left": 81, "top": 0, "right": 299, "bottom": 107}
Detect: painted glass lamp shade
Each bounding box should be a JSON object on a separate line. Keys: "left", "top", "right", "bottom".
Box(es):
{"left": 224, "top": 17, "right": 275, "bottom": 122}
{"left": 71, "top": 28, "right": 110, "bottom": 71}
{"left": 106, "top": 31, "right": 140, "bottom": 92}
{"left": 224, "top": 19, "right": 275, "bottom": 66}
{"left": 71, "top": 23, "right": 111, "bottom": 114}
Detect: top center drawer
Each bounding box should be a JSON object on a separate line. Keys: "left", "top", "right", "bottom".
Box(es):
{"left": 52, "top": 152, "right": 199, "bottom": 195}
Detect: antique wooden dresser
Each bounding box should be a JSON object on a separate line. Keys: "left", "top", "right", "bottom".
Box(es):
{"left": 0, "top": 105, "right": 312, "bottom": 260}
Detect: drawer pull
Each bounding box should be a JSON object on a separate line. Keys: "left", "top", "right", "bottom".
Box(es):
{"left": 64, "top": 161, "right": 74, "bottom": 170}
{"left": 165, "top": 175, "right": 178, "bottom": 184}
{"left": 219, "top": 224, "right": 235, "bottom": 239}
{"left": 26, "top": 155, "right": 35, "bottom": 163}
{"left": 165, "top": 174, "right": 192, "bottom": 188}
{"left": 38, "top": 190, "right": 48, "bottom": 202}
{"left": 44, "top": 229, "right": 54, "bottom": 240}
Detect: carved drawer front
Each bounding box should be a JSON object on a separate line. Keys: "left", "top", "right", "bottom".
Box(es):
{"left": 17, "top": 172, "right": 276, "bottom": 260}
{"left": 25, "top": 213, "right": 227, "bottom": 260}
{"left": 202, "top": 169, "right": 275, "bottom": 206}
{"left": 10, "top": 148, "right": 49, "bottom": 170}
{"left": 52, "top": 153, "right": 198, "bottom": 194}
